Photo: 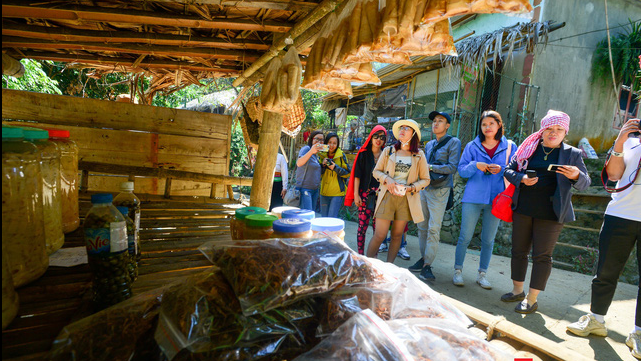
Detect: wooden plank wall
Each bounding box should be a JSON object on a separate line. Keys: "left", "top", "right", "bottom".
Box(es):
{"left": 2, "top": 90, "right": 232, "bottom": 197}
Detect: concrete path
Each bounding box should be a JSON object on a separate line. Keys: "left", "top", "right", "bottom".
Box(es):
{"left": 342, "top": 219, "right": 638, "bottom": 361}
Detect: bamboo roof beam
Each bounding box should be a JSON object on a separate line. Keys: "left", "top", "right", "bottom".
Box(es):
{"left": 147, "top": 0, "right": 320, "bottom": 12}
{"left": 2, "top": 1, "right": 293, "bottom": 33}
{"left": 232, "top": 0, "right": 342, "bottom": 87}
{"left": 3, "top": 36, "right": 263, "bottom": 62}
{"left": 2, "top": 23, "right": 271, "bottom": 51}
{"left": 6, "top": 51, "right": 242, "bottom": 73}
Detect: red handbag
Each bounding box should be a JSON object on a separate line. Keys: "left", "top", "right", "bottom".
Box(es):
{"left": 491, "top": 183, "right": 516, "bottom": 222}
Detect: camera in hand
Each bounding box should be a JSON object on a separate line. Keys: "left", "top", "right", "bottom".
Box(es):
{"left": 631, "top": 120, "right": 640, "bottom": 138}
{"left": 526, "top": 170, "right": 537, "bottom": 178}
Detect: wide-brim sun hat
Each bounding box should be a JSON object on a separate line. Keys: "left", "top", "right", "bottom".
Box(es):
{"left": 392, "top": 119, "right": 421, "bottom": 141}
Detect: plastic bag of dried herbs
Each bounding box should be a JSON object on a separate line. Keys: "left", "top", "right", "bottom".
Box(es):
{"left": 155, "top": 266, "right": 323, "bottom": 361}
{"left": 294, "top": 309, "right": 414, "bottom": 361}
{"left": 49, "top": 287, "right": 166, "bottom": 361}
{"left": 315, "top": 259, "right": 471, "bottom": 336}
{"left": 385, "top": 318, "right": 512, "bottom": 361}
{"left": 198, "top": 238, "right": 386, "bottom": 316}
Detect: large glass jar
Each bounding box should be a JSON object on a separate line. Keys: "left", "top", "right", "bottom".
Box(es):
{"left": 116, "top": 206, "right": 139, "bottom": 283}
{"left": 2, "top": 243, "right": 19, "bottom": 330}
{"left": 84, "top": 193, "right": 132, "bottom": 310}
{"left": 2, "top": 127, "right": 49, "bottom": 287}
{"left": 271, "top": 218, "right": 313, "bottom": 239}
{"left": 48, "top": 129, "right": 79, "bottom": 233}
{"left": 23, "top": 127, "right": 64, "bottom": 254}
{"left": 310, "top": 217, "right": 346, "bottom": 242}
{"left": 243, "top": 214, "right": 278, "bottom": 240}
{"left": 230, "top": 207, "right": 266, "bottom": 240}
{"left": 113, "top": 182, "right": 141, "bottom": 270}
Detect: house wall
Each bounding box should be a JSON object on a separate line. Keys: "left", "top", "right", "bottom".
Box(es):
{"left": 531, "top": 0, "right": 641, "bottom": 152}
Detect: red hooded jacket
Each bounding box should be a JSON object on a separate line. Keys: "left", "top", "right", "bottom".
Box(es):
{"left": 344, "top": 125, "right": 388, "bottom": 206}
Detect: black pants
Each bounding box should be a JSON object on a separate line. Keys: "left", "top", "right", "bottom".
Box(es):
{"left": 270, "top": 181, "right": 283, "bottom": 211}
{"left": 511, "top": 212, "right": 564, "bottom": 291}
{"left": 591, "top": 214, "right": 641, "bottom": 326}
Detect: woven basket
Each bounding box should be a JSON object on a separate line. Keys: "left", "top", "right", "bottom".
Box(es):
{"left": 245, "top": 95, "right": 305, "bottom": 138}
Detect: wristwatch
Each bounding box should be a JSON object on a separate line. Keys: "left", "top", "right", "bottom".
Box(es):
{"left": 611, "top": 150, "right": 624, "bottom": 157}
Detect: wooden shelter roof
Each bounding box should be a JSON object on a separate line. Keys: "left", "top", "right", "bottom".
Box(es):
{"left": 2, "top": 0, "right": 341, "bottom": 96}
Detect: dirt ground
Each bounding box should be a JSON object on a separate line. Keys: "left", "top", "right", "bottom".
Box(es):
{"left": 342, "top": 219, "right": 638, "bottom": 361}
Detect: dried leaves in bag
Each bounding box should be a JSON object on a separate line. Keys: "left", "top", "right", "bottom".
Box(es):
{"left": 198, "top": 238, "right": 384, "bottom": 316}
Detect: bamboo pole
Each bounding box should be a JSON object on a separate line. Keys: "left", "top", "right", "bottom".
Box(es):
{"left": 2, "top": 53, "right": 24, "bottom": 77}
{"left": 232, "top": 0, "right": 342, "bottom": 87}
{"left": 249, "top": 110, "right": 283, "bottom": 209}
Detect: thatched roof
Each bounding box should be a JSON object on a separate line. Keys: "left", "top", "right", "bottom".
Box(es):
{"left": 2, "top": 0, "right": 340, "bottom": 101}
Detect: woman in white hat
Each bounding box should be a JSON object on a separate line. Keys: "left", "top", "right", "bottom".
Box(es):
{"left": 366, "top": 119, "right": 430, "bottom": 262}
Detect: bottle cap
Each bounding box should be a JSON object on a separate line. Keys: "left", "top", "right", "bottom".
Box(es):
{"left": 21, "top": 127, "right": 49, "bottom": 140}
{"left": 91, "top": 193, "right": 113, "bottom": 204}
{"left": 2, "top": 127, "right": 24, "bottom": 139}
{"left": 235, "top": 207, "right": 267, "bottom": 220}
{"left": 245, "top": 214, "right": 278, "bottom": 228}
{"left": 116, "top": 206, "right": 129, "bottom": 218}
{"left": 46, "top": 129, "right": 70, "bottom": 138}
{"left": 273, "top": 218, "right": 311, "bottom": 233}
{"left": 120, "top": 181, "right": 134, "bottom": 191}
{"left": 310, "top": 217, "right": 345, "bottom": 232}
{"left": 270, "top": 206, "right": 299, "bottom": 218}
{"left": 282, "top": 209, "right": 315, "bottom": 220}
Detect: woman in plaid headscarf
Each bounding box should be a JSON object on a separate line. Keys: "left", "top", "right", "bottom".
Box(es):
{"left": 501, "top": 110, "right": 591, "bottom": 314}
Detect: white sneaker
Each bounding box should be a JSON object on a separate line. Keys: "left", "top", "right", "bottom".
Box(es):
{"left": 397, "top": 246, "right": 410, "bottom": 260}
{"left": 566, "top": 314, "right": 608, "bottom": 337}
{"left": 627, "top": 331, "right": 641, "bottom": 359}
{"left": 476, "top": 272, "right": 492, "bottom": 289}
{"left": 452, "top": 270, "right": 464, "bottom": 286}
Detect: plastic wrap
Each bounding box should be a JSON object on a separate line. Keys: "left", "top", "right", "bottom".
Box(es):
{"left": 49, "top": 287, "right": 166, "bottom": 361}
{"left": 294, "top": 309, "right": 414, "bottom": 361}
{"left": 276, "top": 47, "right": 302, "bottom": 110}
{"left": 2, "top": 137, "right": 48, "bottom": 287}
{"left": 198, "top": 238, "right": 386, "bottom": 315}
{"left": 387, "top": 318, "right": 512, "bottom": 361}
{"left": 155, "top": 267, "right": 322, "bottom": 361}
{"left": 422, "top": 0, "right": 532, "bottom": 23}
{"left": 260, "top": 57, "right": 282, "bottom": 111}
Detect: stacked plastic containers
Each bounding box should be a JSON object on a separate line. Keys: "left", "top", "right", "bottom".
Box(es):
{"left": 47, "top": 129, "right": 79, "bottom": 233}
{"left": 230, "top": 207, "right": 266, "bottom": 240}
{"left": 1, "top": 127, "right": 49, "bottom": 288}
{"left": 22, "top": 127, "right": 65, "bottom": 254}
{"left": 271, "top": 218, "right": 313, "bottom": 239}
{"left": 84, "top": 193, "right": 132, "bottom": 309}
{"left": 113, "top": 182, "right": 141, "bottom": 280}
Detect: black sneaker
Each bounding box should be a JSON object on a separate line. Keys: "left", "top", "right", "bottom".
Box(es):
{"left": 408, "top": 258, "right": 424, "bottom": 272}
{"left": 419, "top": 265, "right": 436, "bottom": 281}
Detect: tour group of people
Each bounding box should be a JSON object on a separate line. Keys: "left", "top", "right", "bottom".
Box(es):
{"left": 274, "top": 112, "right": 640, "bottom": 358}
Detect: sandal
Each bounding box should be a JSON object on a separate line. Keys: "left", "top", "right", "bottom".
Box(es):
{"left": 500, "top": 291, "right": 525, "bottom": 303}
{"left": 515, "top": 301, "right": 538, "bottom": 314}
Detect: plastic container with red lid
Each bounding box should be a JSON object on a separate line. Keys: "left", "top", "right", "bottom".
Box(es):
{"left": 45, "top": 128, "right": 79, "bottom": 233}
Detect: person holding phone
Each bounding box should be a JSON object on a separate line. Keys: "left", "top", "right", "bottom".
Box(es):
{"left": 454, "top": 111, "right": 517, "bottom": 289}
{"left": 502, "top": 110, "right": 590, "bottom": 314}
{"left": 566, "top": 118, "right": 640, "bottom": 359}
{"left": 319, "top": 132, "right": 351, "bottom": 218}
{"left": 367, "top": 119, "right": 430, "bottom": 262}
{"left": 295, "top": 130, "right": 324, "bottom": 212}
{"left": 345, "top": 125, "right": 388, "bottom": 254}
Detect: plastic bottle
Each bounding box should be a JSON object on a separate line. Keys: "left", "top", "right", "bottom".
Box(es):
{"left": 22, "top": 127, "right": 64, "bottom": 254}
{"left": 46, "top": 129, "right": 79, "bottom": 233}
{"left": 2, "top": 126, "right": 48, "bottom": 287}
{"left": 84, "top": 193, "right": 132, "bottom": 309}
{"left": 116, "top": 206, "right": 139, "bottom": 282}
{"left": 112, "top": 182, "right": 141, "bottom": 269}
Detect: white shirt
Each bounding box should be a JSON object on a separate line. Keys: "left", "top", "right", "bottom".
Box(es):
{"left": 605, "top": 137, "right": 641, "bottom": 222}
{"left": 273, "top": 153, "right": 289, "bottom": 189}
{"left": 393, "top": 156, "right": 412, "bottom": 185}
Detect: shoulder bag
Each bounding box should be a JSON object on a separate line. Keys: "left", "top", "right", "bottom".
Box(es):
{"left": 428, "top": 135, "right": 453, "bottom": 187}
{"left": 283, "top": 155, "right": 311, "bottom": 207}
{"left": 491, "top": 141, "right": 514, "bottom": 222}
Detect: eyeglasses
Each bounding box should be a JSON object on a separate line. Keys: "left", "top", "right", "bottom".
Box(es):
{"left": 399, "top": 126, "right": 413, "bottom": 132}
{"left": 312, "top": 136, "right": 324, "bottom": 142}
{"left": 372, "top": 134, "right": 386, "bottom": 140}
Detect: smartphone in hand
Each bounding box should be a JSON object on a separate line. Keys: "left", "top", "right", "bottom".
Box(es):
{"left": 547, "top": 164, "right": 563, "bottom": 172}
{"left": 526, "top": 170, "right": 537, "bottom": 178}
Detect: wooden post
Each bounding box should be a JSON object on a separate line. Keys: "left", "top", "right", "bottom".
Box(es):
{"left": 164, "top": 178, "right": 172, "bottom": 198}
{"left": 227, "top": 185, "right": 235, "bottom": 201}
{"left": 2, "top": 54, "right": 24, "bottom": 78}
{"left": 80, "top": 170, "right": 89, "bottom": 193}
{"left": 249, "top": 110, "right": 282, "bottom": 209}
{"left": 210, "top": 183, "right": 218, "bottom": 198}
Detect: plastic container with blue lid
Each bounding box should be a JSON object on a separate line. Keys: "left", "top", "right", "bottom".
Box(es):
{"left": 282, "top": 209, "right": 315, "bottom": 221}
{"left": 310, "top": 217, "right": 345, "bottom": 242}
{"left": 272, "top": 218, "right": 312, "bottom": 239}
{"left": 270, "top": 206, "right": 299, "bottom": 219}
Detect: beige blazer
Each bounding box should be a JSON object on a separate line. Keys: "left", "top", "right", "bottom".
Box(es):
{"left": 373, "top": 146, "right": 431, "bottom": 223}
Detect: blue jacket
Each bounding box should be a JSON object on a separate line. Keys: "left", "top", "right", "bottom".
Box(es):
{"left": 458, "top": 136, "right": 518, "bottom": 204}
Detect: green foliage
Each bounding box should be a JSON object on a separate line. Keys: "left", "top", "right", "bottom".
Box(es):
{"left": 301, "top": 89, "right": 330, "bottom": 129}
{"left": 591, "top": 20, "right": 641, "bottom": 86}
{"left": 39, "top": 62, "right": 130, "bottom": 99}
{"left": 229, "top": 121, "right": 251, "bottom": 178}
{"left": 573, "top": 247, "right": 599, "bottom": 275}
{"left": 152, "top": 78, "right": 235, "bottom": 108}
{"left": 2, "top": 59, "right": 62, "bottom": 94}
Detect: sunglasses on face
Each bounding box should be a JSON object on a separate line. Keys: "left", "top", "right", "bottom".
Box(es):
{"left": 372, "top": 134, "right": 386, "bottom": 140}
